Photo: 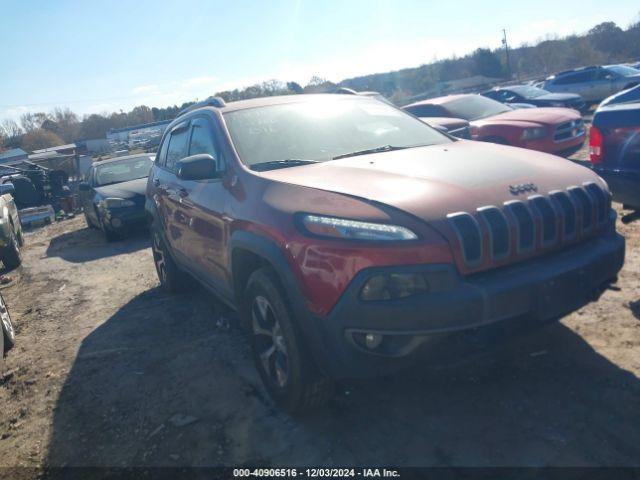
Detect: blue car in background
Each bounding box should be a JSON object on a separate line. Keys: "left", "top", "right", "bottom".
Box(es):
{"left": 589, "top": 84, "right": 640, "bottom": 222}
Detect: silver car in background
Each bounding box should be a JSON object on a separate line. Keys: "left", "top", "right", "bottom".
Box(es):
{"left": 542, "top": 65, "right": 640, "bottom": 103}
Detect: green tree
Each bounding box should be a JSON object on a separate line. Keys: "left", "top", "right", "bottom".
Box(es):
{"left": 471, "top": 48, "right": 505, "bottom": 78}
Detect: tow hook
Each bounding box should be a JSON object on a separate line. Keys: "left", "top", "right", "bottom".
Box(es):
{"left": 621, "top": 210, "right": 640, "bottom": 224}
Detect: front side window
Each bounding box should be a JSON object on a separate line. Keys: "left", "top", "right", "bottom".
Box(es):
{"left": 165, "top": 126, "right": 190, "bottom": 172}
{"left": 224, "top": 97, "right": 450, "bottom": 168}
{"left": 94, "top": 156, "right": 153, "bottom": 186}
{"left": 189, "top": 119, "right": 218, "bottom": 160}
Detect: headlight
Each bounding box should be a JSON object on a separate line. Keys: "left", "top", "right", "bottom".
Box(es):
{"left": 360, "top": 273, "right": 429, "bottom": 301}
{"left": 101, "top": 198, "right": 135, "bottom": 208}
{"left": 521, "top": 127, "right": 547, "bottom": 140}
{"left": 300, "top": 214, "right": 417, "bottom": 241}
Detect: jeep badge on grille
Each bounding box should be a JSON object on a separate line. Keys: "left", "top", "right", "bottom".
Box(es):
{"left": 509, "top": 183, "right": 538, "bottom": 195}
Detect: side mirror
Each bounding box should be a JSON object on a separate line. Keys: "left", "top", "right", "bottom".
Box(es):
{"left": 176, "top": 154, "right": 220, "bottom": 181}
{"left": 78, "top": 182, "right": 91, "bottom": 191}
{"left": 0, "top": 183, "right": 15, "bottom": 196}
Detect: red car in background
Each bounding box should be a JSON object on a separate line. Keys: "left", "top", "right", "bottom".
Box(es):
{"left": 403, "top": 94, "right": 585, "bottom": 156}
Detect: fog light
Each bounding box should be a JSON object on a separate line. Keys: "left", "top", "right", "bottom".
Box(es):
{"left": 111, "top": 218, "right": 123, "bottom": 228}
{"left": 360, "top": 273, "right": 429, "bottom": 301}
{"left": 365, "top": 333, "right": 383, "bottom": 349}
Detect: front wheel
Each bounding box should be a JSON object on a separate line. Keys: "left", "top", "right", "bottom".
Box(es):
{"left": 1, "top": 293, "right": 15, "bottom": 354}
{"left": 98, "top": 214, "right": 120, "bottom": 242}
{"left": 245, "top": 268, "right": 333, "bottom": 413}
{"left": 1, "top": 225, "right": 22, "bottom": 270}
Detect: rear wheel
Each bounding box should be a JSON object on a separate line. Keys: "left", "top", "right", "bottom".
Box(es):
{"left": 151, "top": 225, "right": 192, "bottom": 293}
{"left": 2, "top": 225, "right": 22, "bottom": 270}
{"left": 1, "top": 293, "right": 15, "bottom": 354}
{"left": 245, "top": 268, "right": 333, "bottom": 413}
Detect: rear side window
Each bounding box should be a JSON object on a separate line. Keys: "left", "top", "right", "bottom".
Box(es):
{"left": 554, "top": 71, "right": 593, "bottom": 85}
{"left": 165, "top": 126, "right": 190, "bottom": 171}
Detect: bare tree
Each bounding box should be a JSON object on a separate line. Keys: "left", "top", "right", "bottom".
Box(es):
{"left": 20, "top": 112, "right": 49, "bottom": 133}
{"left": 0, "top": 119, "right": 23, "bottom": 148}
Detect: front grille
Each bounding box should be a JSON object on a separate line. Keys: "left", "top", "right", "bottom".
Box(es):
{"left": 550, "top": 190, "right": 576, "bottom": 240}
{"left": 554, "top": 119, "right": 584, "bottom": 142}
{"left": 447, "top": 183, "right": 609, "bottom": 268}
{"left": 447, "top": 213, "right": 482, "bottom": 266}
{"left": 568, "top": 187, "right": 593, "bottom": 232}
{"left": 504, "top": 201, "right": 534, "bottom": 252}
{"left": 478, "top": 207, "right": 510, "bottom": 259}
{"left": 530, "top": 195, "right": 557, "bottom": 245}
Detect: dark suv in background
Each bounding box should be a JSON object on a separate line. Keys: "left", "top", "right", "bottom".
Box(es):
{"left": 146, "top": 94, "right": 624, "bottom": 412}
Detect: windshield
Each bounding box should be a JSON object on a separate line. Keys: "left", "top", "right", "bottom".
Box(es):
{"left": 441, "top": 95, "right": 513, "bottom": 120}
{"left": 508, "top": 85, "right": 549, "bottom": 98}
{"left": 94, "top": 156, "right": 153, "bottom": 186}
{"left": 607, "top": 65, "right": 640, "bottom": 77}
{"left": 223, "top": 97, "right": 450, "bottom": 167}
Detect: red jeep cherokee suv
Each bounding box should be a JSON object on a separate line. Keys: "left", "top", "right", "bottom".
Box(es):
{"left": 146, "top": 94, "right": 624, "bottom": 412}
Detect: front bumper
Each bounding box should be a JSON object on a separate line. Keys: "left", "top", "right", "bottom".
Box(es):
{"left": 305, "top": 231, "right": 624, "bottom": 379}
{"left": 102, "top": 207, "right": 146, "bottom": 230}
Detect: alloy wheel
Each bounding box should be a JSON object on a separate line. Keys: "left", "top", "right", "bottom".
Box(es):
{"left": 152, "top": 233, "right": 167, "bottom": 284}
{"left": 0, "top": 295, "right": 13, "bottom": 341}
{"left": 251, "top": 295, "right": 289, "bottom": 388}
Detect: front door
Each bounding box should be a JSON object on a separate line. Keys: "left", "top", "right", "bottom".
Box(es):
{"left": 177, "top": 116, "right": 229, "bottom": 289}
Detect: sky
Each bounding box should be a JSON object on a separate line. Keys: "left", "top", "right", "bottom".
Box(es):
{"left": 0, "top": 0, "right": 638, "bottom": 122}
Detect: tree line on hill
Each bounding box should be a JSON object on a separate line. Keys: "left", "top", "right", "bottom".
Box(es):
{"left": 1, "top": 19, "right": 638, "bottom": 154}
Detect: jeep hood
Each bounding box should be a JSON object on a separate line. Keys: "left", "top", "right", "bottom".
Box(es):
{"left": 257, "top": 140, "right": 603, "bottom": 223}
{"left": 473, "top": 107, "right": 580, "bottom": 127}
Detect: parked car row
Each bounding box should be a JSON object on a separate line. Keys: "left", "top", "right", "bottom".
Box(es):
{"left": 403, "top": 93, "right": 585, "bottom": 156}
{"left": 28, "top": 87, "right": 630, "bottom": 412}
{"left": 135, "top": 94, "right": 623, "bottom": 412}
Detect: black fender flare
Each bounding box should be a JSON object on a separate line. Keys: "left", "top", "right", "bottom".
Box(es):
{"left": 229, "top": 230, "right": 331, "bottom": 373}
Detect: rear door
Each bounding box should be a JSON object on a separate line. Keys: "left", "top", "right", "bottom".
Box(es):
{"left": 177, "top": 115, "right": 230, "bottom": 291}
{"left": 552, "top": 71, "right": 594, "bottom": 100}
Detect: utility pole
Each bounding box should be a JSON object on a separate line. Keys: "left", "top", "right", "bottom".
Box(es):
{"left": 502, "top": 29, "right": 513, "bottom": 80}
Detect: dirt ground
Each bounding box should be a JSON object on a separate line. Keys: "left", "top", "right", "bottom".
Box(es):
{"left": 1, "top": 176, "right": 639, "bottom": 474}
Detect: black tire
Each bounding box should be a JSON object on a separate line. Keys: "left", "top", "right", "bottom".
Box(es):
{"left": 98, "top": 213, "right": 120, "bottom": 242}
{"left": 244, "top": 267, "right": 333, "bottom": 413}
{"left": 1, "top": 293, "right": 15, "bottom": 354}
{"left": 151, "top": 225, "right": 192, "bottom": 293}
{"left": 2, "top": 225, "right": 22, "bottom": 270}
{"left": 84, "top": 211, "right": 97, "bottom": 229}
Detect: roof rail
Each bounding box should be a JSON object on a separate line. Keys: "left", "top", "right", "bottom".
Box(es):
{"left": 177, "top": 96, "right": 226, "bottom": 117}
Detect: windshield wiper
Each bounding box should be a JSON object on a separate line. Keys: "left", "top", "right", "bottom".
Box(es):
{"left": 332, "top": 144, "right": 434, "bottom": 160}
{"left": 250, "top": 159, "right": 320, "bottom": 171}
